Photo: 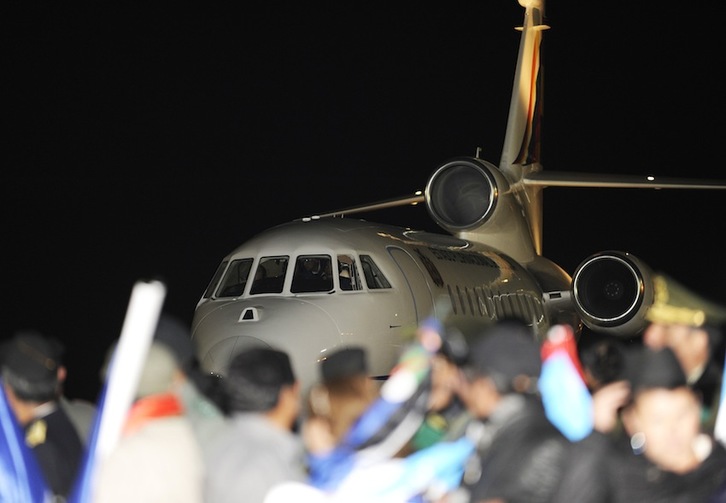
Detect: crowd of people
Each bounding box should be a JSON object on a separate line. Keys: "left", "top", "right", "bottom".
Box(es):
{"left": 2, "top": 271, "right": 726, "bottom": 502}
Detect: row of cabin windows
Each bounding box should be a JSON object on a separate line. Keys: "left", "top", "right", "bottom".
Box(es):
{"left": 206, "top": 254, "right": 391, "bottom": 298}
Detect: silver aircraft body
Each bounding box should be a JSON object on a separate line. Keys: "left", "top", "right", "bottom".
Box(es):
{"left": 192, "top": 0, "right": 726, "bottom": 391}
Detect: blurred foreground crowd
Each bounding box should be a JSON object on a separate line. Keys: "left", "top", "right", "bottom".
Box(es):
{"left": 2, "top": 272, "right": 726, "bottom": 503}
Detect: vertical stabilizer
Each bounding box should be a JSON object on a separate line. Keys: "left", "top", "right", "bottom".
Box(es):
{"left": 500, "top": 0, "right": 548, "bottom": 254}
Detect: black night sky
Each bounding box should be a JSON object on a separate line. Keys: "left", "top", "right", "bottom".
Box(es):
{"left": 5, "top": 2, "right": 726, "bottom": 401}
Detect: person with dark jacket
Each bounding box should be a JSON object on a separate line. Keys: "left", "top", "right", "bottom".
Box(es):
{"left": 641, "top": 273, "right": 726, "bottom": 433}
{"left": 1, "top": 331, "right": 85, "bottom": 501}
{"left": 451, "top": 319, "right": 571, "bottom": 503}
{"left": 552, "top": 346, "right": 726, "bottom": 503}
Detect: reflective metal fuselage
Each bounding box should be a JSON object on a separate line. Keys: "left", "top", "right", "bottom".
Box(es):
{"left": 191, "top": 218, "right": 562, "bottom": 391}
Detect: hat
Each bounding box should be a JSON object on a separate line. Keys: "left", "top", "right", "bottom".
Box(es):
{"left": 153, "top": 313, "right": 194, "bottom": 370}
{"left": 625, "top": 346, "right": 687, "bottom": 393}
{"left": 321, "top": 347, "right": 368, "bottom": 382}
{"left": 646, "top": 274, "right": 726, "bottom": 328}
{"left": 467, "top": 319, "right": 541, "bottom": 393}
{"left": 1, "top": 331, "right": 64, "bottom": 382}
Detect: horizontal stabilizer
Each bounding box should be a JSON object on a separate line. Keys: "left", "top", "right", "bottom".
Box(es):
{"left": 524, "top": 171, "right": 726, "bottom": 190}
{"left": 309, "top": 168, "right": 726, "bottom": 220}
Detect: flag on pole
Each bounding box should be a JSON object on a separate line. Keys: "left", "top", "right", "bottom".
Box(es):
{"left": 68, "top": 279, "right": 167, "bottom": 503}
{"left": 538, "top": 324, "right": 593, "bottom": 442}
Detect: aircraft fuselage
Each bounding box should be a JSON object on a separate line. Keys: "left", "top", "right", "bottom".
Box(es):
{"left": 191, "top": 218, "right": 564, "bottom": 390}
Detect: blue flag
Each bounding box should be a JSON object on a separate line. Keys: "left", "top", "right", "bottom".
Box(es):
{"left": 0, "top": 378, "right": 50, "bottom": 502}
{"left": 539, "top": 350, "right": 593, "bottom": 441}
{"left": 67, "top": 383, "right": 108, "bottom": 503}
{"left": 538, "top": 325, "right": 593, "bottom": 442}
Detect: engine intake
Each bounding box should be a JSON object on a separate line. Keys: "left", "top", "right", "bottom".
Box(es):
{"left": 572, "top": 251, "right": 655, "bottom": 338}
{"left": 425, "top": 157, "right": 500, "bottom": 231}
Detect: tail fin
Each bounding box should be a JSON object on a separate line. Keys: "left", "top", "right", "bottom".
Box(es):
{"left": 500, "top": 0, "right": 547, "bottom": 178}
{"left": 499, "top": 0, "right": 549, "bottom": 254}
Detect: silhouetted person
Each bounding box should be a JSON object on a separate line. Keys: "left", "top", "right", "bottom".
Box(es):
{"left": 409, "top": 318, "right": 474, "bottom": 453}
{"left": 642, "top": 273, "right": 726, "bottom": 432}
{"left": 205, "top": 347, "right": 306, "bottom": 503}
{"left": 579, "top": 330, "right": 628, "bottom": 393}
{"left": 452, "top": 319, "right": 571, "bottom": 503}
{"left": 553, "top": 346, "right": 726, "bottom": 502}
{"left": 152, "top": 313, "right": 227, "bottom": 446}
{"left": 303, "top": 346, "right": 380, "bottom": 490}
{"left": 1, "top": 331, "right": 85, "bottom": 501}
{"left": 94, "top": 341, "right": 205, "bottom": 503}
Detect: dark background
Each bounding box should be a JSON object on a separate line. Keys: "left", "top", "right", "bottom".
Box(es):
{"left": 5, "top": 2, "right": 726, "bottom": 402}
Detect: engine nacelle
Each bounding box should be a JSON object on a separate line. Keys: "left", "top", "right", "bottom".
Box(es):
{"left": 424, "top": 157, "right": 503, "bottom": 232}
{"left": 424, "top": 156, "right": 539, "bottom": 264}
{"left": 571, "top": 251, "right": 655, "bottom": 338}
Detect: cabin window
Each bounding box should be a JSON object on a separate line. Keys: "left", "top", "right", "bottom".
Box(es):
{"left": 251, "top": 256, "right": 289, "bottom": 294}
{"left": 217, "top": 259, "right": 254, "bottom": 297}
{"left": 337, "top": 254, "right": 362, "bottom": 291}
{"left": 360, "top": 255, "right": 391, "bottom": 289}
{"left": 291, "top": 255, "right": 333, "bottom": 293}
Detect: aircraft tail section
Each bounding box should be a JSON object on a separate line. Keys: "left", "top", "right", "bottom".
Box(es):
{"left": 500, "top": 0, "right": 547, "bottom": 179}
{"left": 307, "top": 0, "right": 726, "bottom": 258}
{"left": 499, "top": 0, "right": 549, "bottom": 256}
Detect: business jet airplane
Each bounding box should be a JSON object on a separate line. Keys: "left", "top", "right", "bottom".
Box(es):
{"left": 191, "top": 0, "right": 726, "bottom": 391}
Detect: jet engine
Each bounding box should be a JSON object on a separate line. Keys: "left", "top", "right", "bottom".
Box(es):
{"left": 571, "top": 251, "right": 655, "bottom": 338}
{"left": 424, "top": 157, "right": 538, "bottom": 263}
{"left": 424, "top": 157, "right": 502, "bottom": 231}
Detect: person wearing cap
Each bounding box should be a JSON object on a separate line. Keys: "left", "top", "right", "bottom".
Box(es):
{"left": 93, "top": 341, "right": 205, "bottom": 503}
{"left": 450, "top": 318, "right": 570, "bottom": 503}
{"left": 0, "top": 330, "right": 97, "bottom": 446}
{"left": 1, "top": 330, "right": 86, "bottom": 501}
{"left": 642, "top": 273, "right": 726, "bottom": 432}
{"left": 552, "top": 346, "right": 726, "bottom": 502}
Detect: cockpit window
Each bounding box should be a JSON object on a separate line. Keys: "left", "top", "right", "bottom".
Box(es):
{"left": 211, "top": 254, "right": 383, "bottom": 297}
{"left": 217, "top": 259, "right": 254, "bottom": 297}
{"left": 251, "top": 256, "right": 289, "bottom": 294}
{"left": 337, "top": 254, "right": 361, "bottom": 291}
{"left": 291, "top": 255, "right": 333, "bottom": 293}
{"left": 203, "top": 260, "right": 229, "bottom": 299}
{"left": 360, "top": 254, "right": 391, "bottom": 289}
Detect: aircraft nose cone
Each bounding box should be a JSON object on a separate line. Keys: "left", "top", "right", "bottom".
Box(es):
{"left": 192, "top": 297, "right": 344, "bottom": 391}
{"left": 201, "top": 335, "right": 270, "bottom": 377}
